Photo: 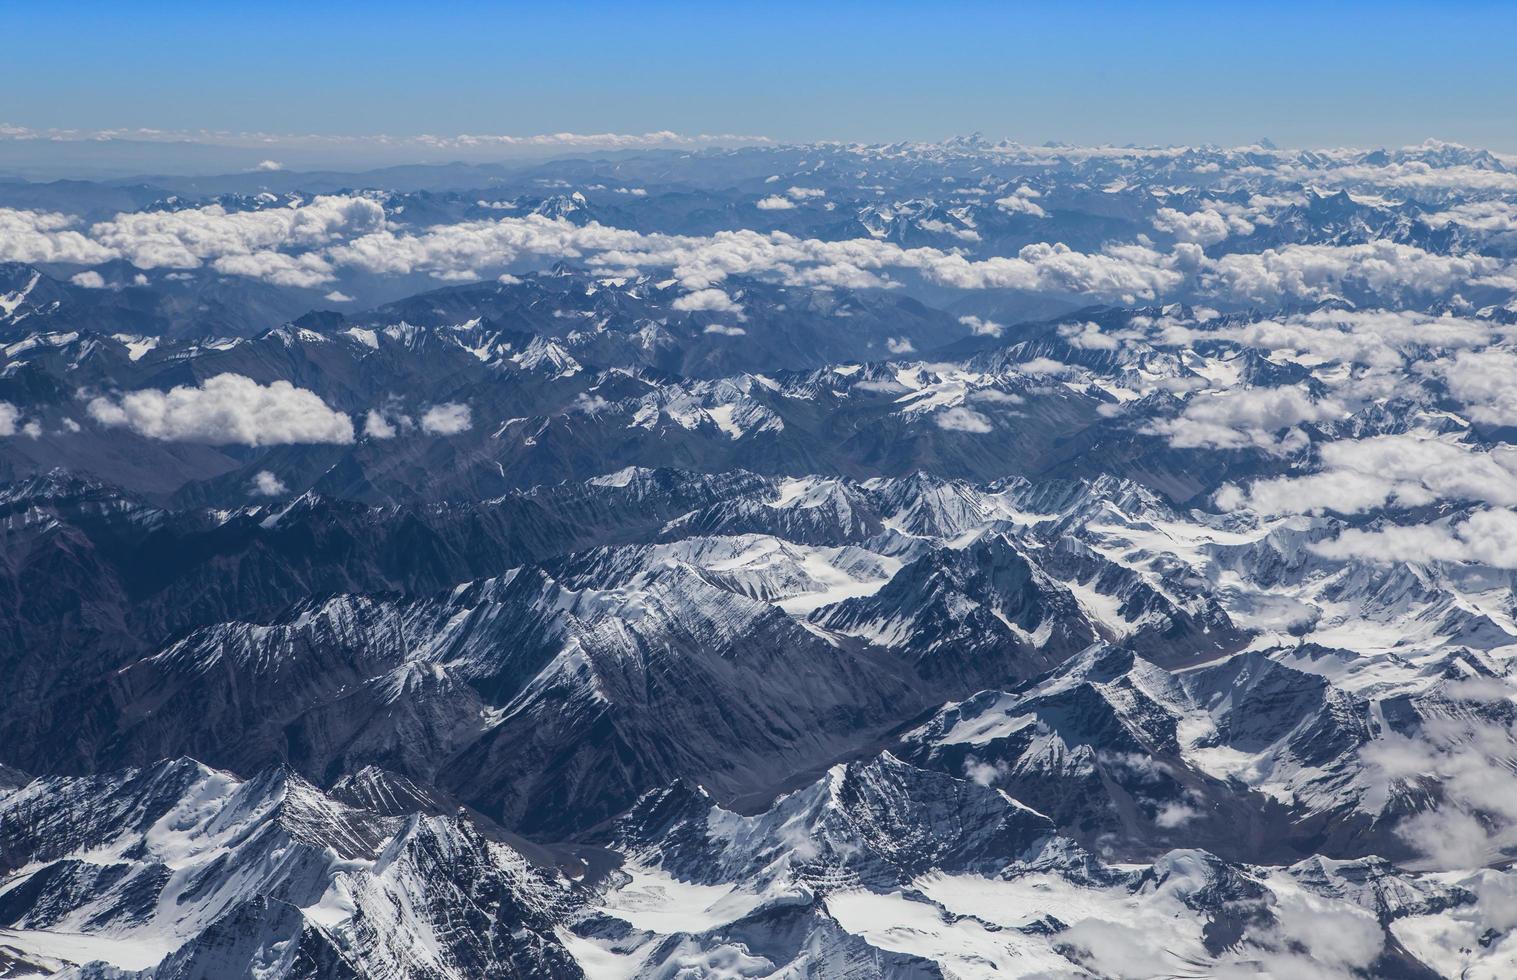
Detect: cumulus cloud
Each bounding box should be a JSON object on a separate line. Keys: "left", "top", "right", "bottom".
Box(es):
{"left": 1199, "top": 241, "right": 1501, "bottom": 305}
{"left": 33, "top": 182, "right": 1517, "bottom": 314}
{"left": 1304, "top": 158, "right": 1517, "bottom": 193}
{"left": 755, "top": 195, "right": 796, "bottom": 210}
{"left": 571, "top": 393, "right": 612, "bottom": 414}
{"left": 363, "top": 409, "right": 397, "bottom": 439}
{"left": 212, "top": 250, "right": 335, "bottom": 288}
{"left": 702, "top": 323, "right": 746, "bottom": 336}
{"left": 86, "top": 374, "right": 355, "bottom": 446}
{"left": 69, "top": 270, "right": 106, "bottom": 289}
{"left": 0, "top": 402, "right": 19, "bottom": 437}
{"left": 89, "top": 195, "right": 385, "bottom": 273}
{"left": 1361, "top": 712, "right": 1517, "bottom": 870}
{"left": 970, "top": 388, "right": 1024, "bottom": 406}
{"left": 963, "top": 756, "right": 1007, "bottom": 786}
{"left": 1018, "top": 357, "right": 1073, "bottom": 377}
{"left": 419, "top": 402, "right": 472, "bottom": 435}
{"left": 255, "top": 159, "right": 283, "bottom": 172}
{"left": 994, "top": 185, "right": 1046, "bottom": 218}
{"left": 886, "top": 337, "right": 916, "bottom": 355}
{"left": 958, "top": 315, "right": 1004, "bottom": 337}
{"left": 582, "top": 222, "right": 1187, "bottom": 299}
{"left": 1419, "top": 349, "right": 1517, "bottom": 425}
{"left": 250, "top": 470, "right": 287, "bottom": 496}
{"left": 1153, "top": 802, "right": 1199, "bottom": 828}
{"left": 1312, "top": 507, "right": 1517, "bottom": 569}
{"left": 1422, "top": 200, "right": 1517, "bottom": 242}
{"left": 1262, "top": 892, "right": 1384, "bottom": 975}
{"left": 786, "top": 186, "right": 825, "bottom": 200}
{"left": 326, "top": 213, "right": 649, "bottom": 283}
{"left": 1207, "top": 309, "right": 1495, "bottom": 370}
{"left": 0, "top": 209, "right": 115, "bottom": 265}
{"left": 1058, "top": 320, "right": 1120, "bottom": 350}
{"left": 917, "top": 241, "right": 1185, "bottom": 298}
{"left": 1148, "top": 386, "right": 1341, "bottom": 454}
{"left": 8, "top": 197, "right": 1189, "bottom": 303}
{"left": 935, "top": 406, "right": 993, "bottom": 433}
{"left": 916, "top": 217, "right": 980, "bottom": 242}
{"left": 671, "top": 287, "right": 743, "bottom": 315}
{"left": 1152, "top": 206, "right": 1254, "bottom": 245}
{"left": 1217, "top": 435, "right": 1517, "bottom": 515}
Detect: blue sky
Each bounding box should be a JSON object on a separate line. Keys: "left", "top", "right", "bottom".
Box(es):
{"left": 4, "top": 0, "right": 1516, "bottom": 151}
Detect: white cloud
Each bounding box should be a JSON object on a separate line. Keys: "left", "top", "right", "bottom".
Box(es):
{"left": 671, "top": 287, "right": 743, "bottom": 315}
{"left": 994, "top": 185, "right": 1046, "bottom": 218}
{"left": 326, "top": 213, "right": 648, "bottom": 282}
{"left": 1153, "top": 802, "right": 1199, "bottom": 828}
{"left": 255, "top": 159, "right": 283, "bottom": 172}
{"left": 69, "top": 270, "right": 106, "bottom": 289}
{"left": 1422, "top": 200, "right": 1517, "bottom": 241}
{"left": 702, "top": 323, "right": 746, "bottom": 336}
{"left": 970, "top": 388, "right": 1024, "bottom": 406}
{"left": 34, "top": 182, "right": 1517, "bottom": 314}
{"left": 1059, "top": 320, "right": 1120, "bottom": 350}
{"left": 1149, "top": 386, "right": 1341, "bottom": 454}
{"left": 755, "top": 195, "right": 796, "bottom": 210}
{"left": 963, "top": 757, "right": 1007, "bottom": 786}
{"left": 1311, "top": 508, "right": 1517, "bottom": 569}
{"left": 52, "top": 204, "right": 1182, "bottom": 302}
{"left": 0, "top": 209, "right": 115, "bottom": 265}
{"left": 1302, "top": 158, "right": 1517, "bottom": 193}
{"left": 363, "top": 409, "right": 397, "bottom": 439}
{"left": 958, "top": 315, "right": 1004, "bottom": 338}
{"left": 886, "top": 337, "right": 916, "bottom": 355}
{"left": 0, "top": 402, "right": 19, "bottom": 436}
{"left": 212, "top": 250, "right": 335, "bottom": 288}
{"left": 1218, "top": 435, "right": 1517, "bottom": 515}
{"left": 323, "top": 290, "right": 354, "bottom": 303}
{"left": 0, "top": 123, "right": 770, "bottom": 155}
{"left": 420, "top": 402, "right": 472, "bottom": 435}
{"left": 1265, "top": 892, "right": 1384, "bottom": 974}
{"left": 250, "top": 470, "right": 287, "bottom": 496}
{"left": 1200, "top": 241, "right": 1501, "bottom": 305}
{"left": 1018, "top": 356, "right": 1072, "bottom": 376}
{"left": 1214, "top": 309, "right": 1494, "bottom": 369}
{"left": 571, "top": 393, "right": 612, "bottom": 414}
{"left": 1361, "top": 713, "right": 1517, "bottom": 870}
{"left": 89, "top": 195, "right": 385, "bottom": 273}
{"left": 1152, "top": 207, "right": 1253, "bottom": 246}
{"left": 935, "top": 406, "right": 992, "bottom": 433}
{"left": 1419, "top": 349, "right": 1517, "bottom": 425}
{"left": 916, "top": 217, "right": 980, "bottom": 242}
{"left": 86, "top": 373, "right": 354, "bottom": 446}
{"left": 786, "top": 186, "right": 825, "bottom": 200}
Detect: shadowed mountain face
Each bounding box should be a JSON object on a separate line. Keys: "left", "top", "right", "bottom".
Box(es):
{"left": 2, "top": 138, "right": 1516, "bottom": 977}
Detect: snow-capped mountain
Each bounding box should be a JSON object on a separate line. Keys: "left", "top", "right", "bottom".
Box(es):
{"left": 4, "top": 136, "right": 1517, "bottom": 977}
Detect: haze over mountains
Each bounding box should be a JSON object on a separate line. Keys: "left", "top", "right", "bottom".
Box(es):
{"left": 4, "top": 135, "right": 1517, "bottom": 977}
